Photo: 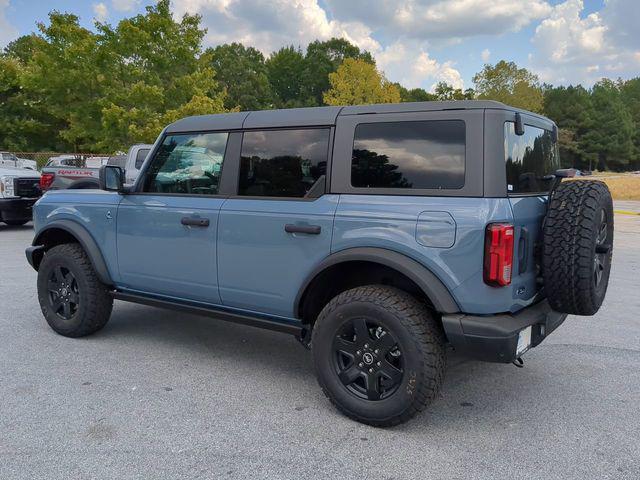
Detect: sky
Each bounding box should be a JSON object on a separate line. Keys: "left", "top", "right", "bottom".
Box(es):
{"left": 1, "top": 0, "right": 638, "bottom": 92}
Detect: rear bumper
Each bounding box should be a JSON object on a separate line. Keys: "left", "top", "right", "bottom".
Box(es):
{"left": 0, "top": 197, "right": 38, "bottom": 222}
{"left": 442, "top": 299, "right": 567, "bottom": 363}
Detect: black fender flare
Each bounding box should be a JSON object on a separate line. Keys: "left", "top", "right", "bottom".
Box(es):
{"left": 294, "top": 247, "right": 460, "bottom": 315}
{"left": 29, "top": 219, "right": 113, "bottom": 286}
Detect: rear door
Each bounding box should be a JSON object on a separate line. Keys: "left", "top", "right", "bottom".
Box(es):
{"left": 501, "top": 113, "right": 560, "bottom": 302}
{"left": 116, "top": 130, "right": 230, "bottom": 303}
{"left": 217, "top": 127, "right": 338, "bottom": 318}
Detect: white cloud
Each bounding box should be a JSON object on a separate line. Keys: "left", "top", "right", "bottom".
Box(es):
{"left": 0, "top": 0, "right": 18, "bottom": 48}
{"left": 111, "top": 0, "right": 139, "bottom": 12}
{"left": 173, "top": 0, "right": 464, "bottom": 90}
{"left": 325, "top": 0, "right": 552, "bottom": 41}
{"left": 481, "top": 48, "right": 490, "bottom": 62}
{"left": 530, "top": 0, "right": 640, "bottom": 85}
{"left": 377, "top": 41, "right": 464, "bottom": 90}
{"left": 93, "top": 2, "right": 109, "bottom": 22}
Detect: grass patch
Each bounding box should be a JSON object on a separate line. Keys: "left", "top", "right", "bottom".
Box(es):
{"left": 573, "top": 174, "right": 640, "bottom": 200}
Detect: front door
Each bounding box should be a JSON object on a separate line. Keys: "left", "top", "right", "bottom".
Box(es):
{"left": 116, "top": 130, "right": 230, "bottom": 304}
{"left": 217, "top": 128, "right": 338, "bottom": 318}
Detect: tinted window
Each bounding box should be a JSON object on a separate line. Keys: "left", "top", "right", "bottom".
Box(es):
{"left": 351, "top": 120, "right": 465, "bottom": 190}
{"left": 135, "top": 148, "right": 150, "bottom": 169}
{"left": 239, "top": 129, "right": 330, "bottom": 197}
{"left": 143, "top": 132, "right": 228, "bottom": 195}
{"left": 505, "top": 122, "right": 560, "bottom": 194}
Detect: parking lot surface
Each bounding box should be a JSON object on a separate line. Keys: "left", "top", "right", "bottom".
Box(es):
{"left": 1, "top": 210, "right": 639, "bottom": 480}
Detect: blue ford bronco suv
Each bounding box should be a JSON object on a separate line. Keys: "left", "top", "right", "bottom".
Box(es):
{"left": 26, "top": 101, "right": 613, "bottom": 426}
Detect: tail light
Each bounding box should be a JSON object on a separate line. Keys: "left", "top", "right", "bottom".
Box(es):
{"left": 484, "top": 223, "right": 514, "bottom": 287}
{"left": 40, "top": 173, "right": 55, "bottom": 191}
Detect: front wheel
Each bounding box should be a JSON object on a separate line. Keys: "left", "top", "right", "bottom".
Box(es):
{"left": 312, "top": 285, "right": 445, "bottom": 427}
{"left": 37, "top": 243, "right": 113, "bottom": 337}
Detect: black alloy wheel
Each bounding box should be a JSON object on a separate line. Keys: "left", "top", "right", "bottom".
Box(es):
{"left": 333, "top": 317, "right": 403, "bottom": 401}
{"left": 47, "top": 265, "right": 80, "bottom": 320}
{"left": 594, "top": 209, "right": 610, "bottom": 289}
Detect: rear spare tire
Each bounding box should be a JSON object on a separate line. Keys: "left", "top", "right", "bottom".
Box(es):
{"left": 542, "top": 180, "right": 613, "bottom": 315}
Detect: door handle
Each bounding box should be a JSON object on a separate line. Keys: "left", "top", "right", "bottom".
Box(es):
{"left": 284, "top": 224, "right": 321, "bottom": 235}
{"left": 181, "top": 217, "right": 210, "bottom": 227}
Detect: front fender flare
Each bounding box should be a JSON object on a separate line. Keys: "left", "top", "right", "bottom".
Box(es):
{"left": 294, "top": 247, "right": 460, "bottom": 315}
{"left": 29, "top": 219, "right": 113, "bottom": 286}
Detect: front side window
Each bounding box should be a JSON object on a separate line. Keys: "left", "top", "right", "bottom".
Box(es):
{"left": 143, "top": 132, "right": 228, "bottom": 195}
{"left": 239, "top": 129, "right": 330, "bottom": 198}
{"left": 351, "top": 120, "right": 466, "bottom": 190}
{"left": 504, "top": 122, "right": 560, "bottom": 194}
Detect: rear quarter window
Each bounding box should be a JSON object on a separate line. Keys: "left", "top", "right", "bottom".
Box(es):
{"left": 351, "top": 120, "right": 465, "bottom": 190}
{"left": 505, "top": 122, "right": 560, "bottom": 194}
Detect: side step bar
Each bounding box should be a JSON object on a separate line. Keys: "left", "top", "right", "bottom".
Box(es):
{"left": 111, "top": 291, "right": 303, "bottom": 336}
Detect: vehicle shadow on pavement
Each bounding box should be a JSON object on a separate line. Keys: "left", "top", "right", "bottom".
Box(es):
{"left": 0, "top": 223, "right": 33, "bottom": 232}
{"left": 97, "top": 300, "right": 577, "bottom": 432}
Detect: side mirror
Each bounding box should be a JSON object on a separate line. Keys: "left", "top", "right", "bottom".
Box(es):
{"left": 99, "top": 165, "right": 124, "bottom": 192}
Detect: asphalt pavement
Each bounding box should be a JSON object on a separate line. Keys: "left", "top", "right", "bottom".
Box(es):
{"left": 0, "top": 209, "right": 638, "bottom": 480}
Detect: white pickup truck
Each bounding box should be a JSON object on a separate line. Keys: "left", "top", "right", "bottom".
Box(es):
{"left": 39, "top": 144, "right": 152, "bottom": 191}
{"left": 0, "top": 165, "right": 41, "bottom": 226}
{"left": 0, "top": 152, "right": 38, "bottom": 171}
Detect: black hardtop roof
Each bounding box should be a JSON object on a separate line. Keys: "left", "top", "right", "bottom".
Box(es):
{"left": 165, "top": 100, "right": 547, "bottom": 133}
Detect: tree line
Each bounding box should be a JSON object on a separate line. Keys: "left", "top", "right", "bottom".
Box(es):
{"left": 0, "top": 0, "right": 638, "bottom": 171}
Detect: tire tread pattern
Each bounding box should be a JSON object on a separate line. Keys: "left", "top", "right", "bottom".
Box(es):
{"left": 312, "top": 285, "right": 445, "bottom": 427}
{"left": 542, "top": 180, "right": 613, "bottom": 315}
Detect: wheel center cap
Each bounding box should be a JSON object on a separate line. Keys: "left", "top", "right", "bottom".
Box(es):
{"left": 61, "top": 287, "right": 68, "bottom": 296}
{"left": 362, "top": 352, "right": 374, "bottom": 365}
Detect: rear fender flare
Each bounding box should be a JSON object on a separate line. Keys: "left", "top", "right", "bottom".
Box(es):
{"left": 294, "top": 247, "right": 460, "bottom": 316}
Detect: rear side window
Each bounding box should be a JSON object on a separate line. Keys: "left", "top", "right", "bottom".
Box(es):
{"left": 351, "top": 120, "right": 465, "bottom": 190}
{"left": 143, "top": 132, "right": 228, "bottom": 195}
{"left": 504, "top": 122, "right": 560, "bottom": 194}
{"left": 239, "top": 129, "right": 330, "bottom": 198}
{"left": 134, "top": 148, "right": 151, "bottom": 169}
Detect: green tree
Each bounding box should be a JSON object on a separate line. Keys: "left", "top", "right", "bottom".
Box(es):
{"left": 621, "top": 78, "right": 640, "bottom": 168}
{"left": 433, "top": 82, "right": 475, "bottom": 101}
{"left": 97, "top": 0, "right": 226, "bottom": 149}
{"left": 206, "top": 42, "right": 273, "bottom": 111}
{"left": 580, "top": 79, "right": 634, "bottom": 171}
{"left": 266, "top": 46, "right": 307, "bottom": 108}
{"left": 473, "top": 60, "right": 543, "bottom": 112}
{"left": 543, "top": 85, "right": 593, "bottom": 168}
{"left": 0, "top": 55, "right": 65, "bottom": 151}
{"left": 302, "top": 38, "right": 375, "bottom": 106}
{"left": 323, "top": 58, "right": 400, "bottom": 106}
{"left": 395, "top": 84, "right": 437, "bottom": 102}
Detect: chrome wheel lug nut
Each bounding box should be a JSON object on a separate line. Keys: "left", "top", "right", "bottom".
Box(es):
{"left": 368, "top": 368, "right": 374, "bottom": 373}
{"left": 358, "top": 362, "right": 364, "bottom": 368}
{"left": 374, "top": 349, "right": 379, "bottom": 354}
{"left": 356, "top": 350, "right": 361, "bottom": 355}
{"left": 376, "top": 361, "right": 381, "bottom": 366}
{"left": 364, "top": 343, "right": 369, "bottom": 349}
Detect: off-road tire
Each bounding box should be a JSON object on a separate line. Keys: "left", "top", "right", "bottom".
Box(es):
{"left": 3, "top": 219, "right": 29, "bottom": 226}
{"left": 543, "top": 180, "right": 613, "bottom": 315}
{"left": 37, "top": 243, "right": 113, "bottom": 337}
{"left": 312, "top": 285, "right": 445, "bottom": 427}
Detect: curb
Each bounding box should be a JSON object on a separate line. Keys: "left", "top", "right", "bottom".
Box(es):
{"left": 614, "top": 210, "right": 640, "bottom": 216}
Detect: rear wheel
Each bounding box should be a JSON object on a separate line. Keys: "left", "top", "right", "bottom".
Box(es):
{"left": 543, "top": 180, "right": 613, "bottom": 315}
{"left": 312, "top": 285, "right": 445, "bottom": 427}
{"left": 37, "top": 243, "right": 113, "bottom": 337}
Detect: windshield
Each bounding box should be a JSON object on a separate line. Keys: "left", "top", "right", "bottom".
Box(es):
{"left": 504, "top": 122, "right": 560, "bottom": 194}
